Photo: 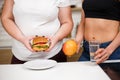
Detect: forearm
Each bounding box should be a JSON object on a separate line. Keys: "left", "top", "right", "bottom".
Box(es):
{"left": 53, "top": 21, "right": 73, "bottom": 41}
{"left": 54, "top": 6, "right": 73, "bottom": 41}
{"left": 1, "top": 0, "right": 25, "bottom": 43}
{"left": 75, "top": 9, "right": 85, "bottom": 44}
{"left": 75, "top": 23, "right": 84, "bottom": 44}
{"left": 106, "top": 22, "right": 120, "bottom": 54}
{"left": 106, "top": 31, "right": 120, "bottom": 54}
{"left": 1, "top": 18, "right": 25, "bottom": 43}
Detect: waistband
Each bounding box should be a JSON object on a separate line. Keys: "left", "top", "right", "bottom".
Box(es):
{"left": 83, "top": 40, "right": 112, "bottom": 48}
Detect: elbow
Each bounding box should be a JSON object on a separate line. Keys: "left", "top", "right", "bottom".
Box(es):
{"left": 1, "top": 14, "right": 8, "bottom": 25}
{"left": 1, "top": 16, "right": 6, "bottom": 26}
{"left": 1, "top": 14, "right": 5, "bottom": 24}
{"left": 1, "top": 13, "right": 14, "bottom": 25}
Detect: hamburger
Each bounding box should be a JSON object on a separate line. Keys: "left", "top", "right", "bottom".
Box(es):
{"left": 31, "top": 36, "right": 50, "bottom": 52}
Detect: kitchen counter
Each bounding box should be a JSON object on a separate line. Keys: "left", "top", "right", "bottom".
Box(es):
{"left": 0, "top": 61, "right": 110, "bottom": 80}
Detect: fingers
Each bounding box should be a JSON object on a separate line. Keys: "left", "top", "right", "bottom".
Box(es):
{"left": 74, "top": 39, "right": 81, "bottom": 54}
{"left": 22, "top": 36, "right": 35, "bottom": 52}
{"left": 94, "top": 48, "right": 105, "bottom": 59}
{"left": 76, "top": 44, "right": 80, "bottom": 54}
{"left": 25, "top": 40, "right": 35, "bottom": 52}
{"left": 96, "top": 53, "right": 109, "bottom": 64}
{"left": 95, "top": 49, "right": 110, "bottom": 64}
{"left": 27, "top": 44, "right": 34, "bottom": 52}
{"left": 45, "top": 42, "right": 53, "bottom": 52}
{"left": 45, "top": 38, "right": 55, "bottom": 52}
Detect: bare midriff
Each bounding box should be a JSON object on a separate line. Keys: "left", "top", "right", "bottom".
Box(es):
{"left": 84, "top": 18, "right": 119, "bottom": 43}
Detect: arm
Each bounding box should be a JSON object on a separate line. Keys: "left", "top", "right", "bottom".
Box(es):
{"left": 54, "top": 6, "right": 73, "bottom": 41}
{"left": 75, "top": 9, "right": 85, "bottom": 53}
{"left": 1, "top": 0, "right": 33, "bottom": 51}
{"left": 47, "top": 6, "right": 73, "bottom": 51}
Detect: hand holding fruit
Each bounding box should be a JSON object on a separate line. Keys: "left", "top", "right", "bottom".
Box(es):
{"left": 62, "top": 39, "right": 78, "bottom": 57}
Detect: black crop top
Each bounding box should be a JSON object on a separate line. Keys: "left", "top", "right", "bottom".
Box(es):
{"left": 83, "top": 0, "right": 120, "bottom": 21}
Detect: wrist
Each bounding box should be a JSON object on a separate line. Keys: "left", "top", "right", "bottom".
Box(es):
{"left": 75, "top": 37, "right": 83, "bottom": 44}
{"left": 105, "top": 47, "right": 114, "bottom": 55}
{"left": 18, "top": 35, "right": 26, "bottom": 43}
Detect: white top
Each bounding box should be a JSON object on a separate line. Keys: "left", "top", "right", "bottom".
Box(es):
{"left": 12, "top": 0, "right": 71, "bottom": 61}
{"left": 0, "top": 62, "right": 111, "bottom": 80}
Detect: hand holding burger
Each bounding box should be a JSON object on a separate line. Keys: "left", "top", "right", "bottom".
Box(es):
{"left": 31, "top": 36, "right": 50, "bottom": 52}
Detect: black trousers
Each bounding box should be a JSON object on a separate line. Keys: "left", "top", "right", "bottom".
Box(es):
{"left": 101, "top": 64, "right": 120, "bottom": 80}
{"left": 11, "top": 50, "right": 67, "bottom": 64}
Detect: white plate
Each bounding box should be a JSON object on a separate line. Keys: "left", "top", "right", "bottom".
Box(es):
{"left": 23, "top": 59, "right": 57, "bottom": 70}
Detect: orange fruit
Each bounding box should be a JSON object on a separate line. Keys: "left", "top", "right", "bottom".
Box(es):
{"left": 62, "top": 39, "right": 77, "bottom": 57}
